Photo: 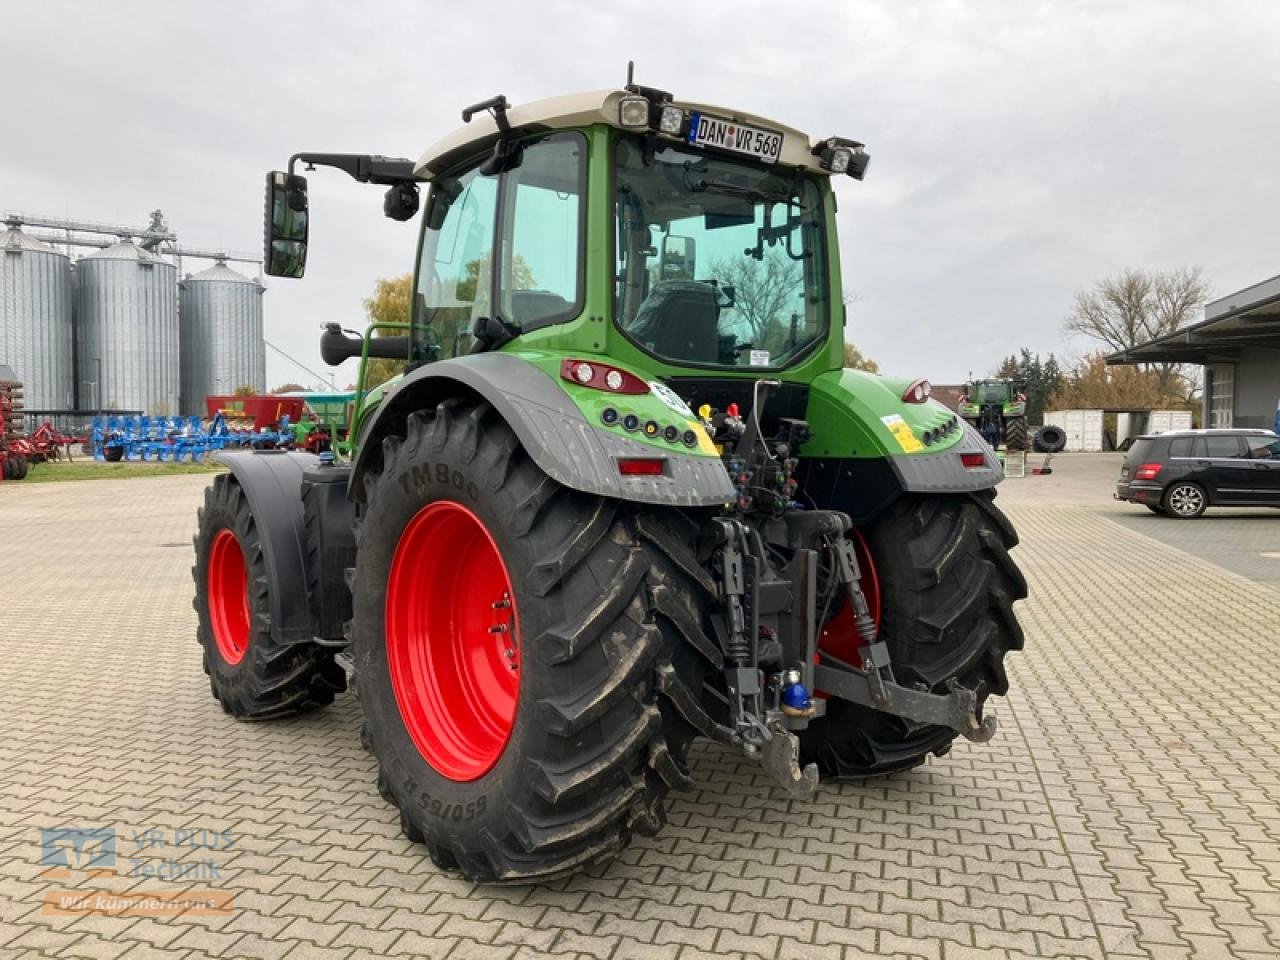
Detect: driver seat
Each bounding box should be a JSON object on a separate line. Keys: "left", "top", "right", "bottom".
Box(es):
{"left": 627, "top": 281, "right": 719, "bottom": 363}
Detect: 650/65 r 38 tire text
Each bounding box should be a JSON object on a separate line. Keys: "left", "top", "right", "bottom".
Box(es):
{"left": 799, "top": 491, "right": 1026, "bottom": 778}
{"left": 351, "top": 398, "right": 716, "bottom": 882}
{"left": 192, "top": 473, "right": 346, "bottom": 717}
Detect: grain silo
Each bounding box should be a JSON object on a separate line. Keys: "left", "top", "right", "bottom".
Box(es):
{"left": 74, "top": 241, "right": 179, "bottom": 414}
{"left": 0, "top": 225, "right": 74, "bottom": 409}
{"left": 179, "top": 261, "right": 265, "bottom": 412}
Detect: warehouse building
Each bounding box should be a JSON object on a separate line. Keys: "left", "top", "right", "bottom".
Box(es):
{"left": 1108, "top": 273, "right": 1280, "bottom": 430}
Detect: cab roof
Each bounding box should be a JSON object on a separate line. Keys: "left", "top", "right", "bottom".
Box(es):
{"left": 414, "top": 89, "right": 832, "bottom": 180}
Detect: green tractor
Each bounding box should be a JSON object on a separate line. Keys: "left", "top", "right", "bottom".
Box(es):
{"left": 192, "top": 79, "right": 1026, "bottom": 882}
{"left": 958, "top": 379, "right": 1029, "bottom": 451}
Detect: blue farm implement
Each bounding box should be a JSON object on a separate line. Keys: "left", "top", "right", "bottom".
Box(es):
{"left": 92, "top": 414, "right": 294, "bottom": 463}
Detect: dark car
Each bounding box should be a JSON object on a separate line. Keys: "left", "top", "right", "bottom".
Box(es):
{"left": 1116, "top": 429, "right": 1280, "bottom": 518}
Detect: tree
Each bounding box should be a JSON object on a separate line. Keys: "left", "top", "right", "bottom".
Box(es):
{"left": 232, "top": 384, "right": 258, "bottom": 397}
{"left": 1047, "top": 352, "right": 1175, "bottom": 410}
{"left": 992, "top": 348, "right": 1063, "bottom": 421}
{"left": 362, "top": 274, "right": 413, "bottom": 386}
{"left": 1065, "top": 267, "right": 1209, "bottom": 396}
{"left": 710, "top": 251, "right": 804, "bottom": 352}
{"left": 271, "top": 382, "right": 307, "bottom": 394}
{"left": 843, "top": 341, "right": 879, "bottom": 373}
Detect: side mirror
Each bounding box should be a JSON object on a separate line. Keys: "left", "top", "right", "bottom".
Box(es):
{"left": 660, "top": 235, "right": 696, "bottom": 281}
{"left": 319, "top": 323, "right": 410, "bottom": 366}
{"left": 264, "top": 171, "right": 309, "bottom": 278}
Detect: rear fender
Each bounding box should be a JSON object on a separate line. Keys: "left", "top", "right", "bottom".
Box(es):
{"left": 213, "top": 450, "right": 318, "bottom": 647}
{"left": 800, "top": 369, "right": 1003, "bottom": 523}
{"left": 349, "top": 353, "right": 735, "bottom": 507}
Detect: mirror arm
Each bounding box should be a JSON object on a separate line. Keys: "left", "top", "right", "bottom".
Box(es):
{"left": 288, "top": 152, "right": 421, "bottom": 186}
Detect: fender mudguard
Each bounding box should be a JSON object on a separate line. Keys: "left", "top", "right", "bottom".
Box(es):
{"left": 349, "top": 353, "right": 734, "bottom": 507}
{"left": 213, "top": 449, "right": 318, "bottom": 647}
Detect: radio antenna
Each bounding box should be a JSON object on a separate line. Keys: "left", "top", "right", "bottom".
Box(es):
{"left": 626, "top": 60, "right": 634, "bottom": 86}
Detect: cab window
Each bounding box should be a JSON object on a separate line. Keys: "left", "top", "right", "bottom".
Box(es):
{"left": 412, "top": 132, "right": 586, "bottom": 363}
{"left": 499, "top": 133, "right": 585, "bottom": 329}
{"left": 413, "top": 168, "right": 499, "bottom": 362}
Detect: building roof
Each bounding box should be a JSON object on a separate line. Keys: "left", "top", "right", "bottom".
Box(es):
{"left": 415, "top": 88, "right": 840, "bottom": 180}
{"left": 1107, "top": 272, "right": 1280, "bottom": 365}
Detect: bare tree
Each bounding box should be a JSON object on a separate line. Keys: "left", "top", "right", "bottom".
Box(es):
{"left": 710, "top": 251, "right": 804, "bottom": 348}
{"left": 1065, "top": 266, "right": 1210, "bottom": 400}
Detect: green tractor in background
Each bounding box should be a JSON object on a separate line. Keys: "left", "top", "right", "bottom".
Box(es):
{"left": 958, "top": 378, "right": 1029, "bottom": 451}
{"left": 191, "top": 78, "right": 1026, "bottom": 882}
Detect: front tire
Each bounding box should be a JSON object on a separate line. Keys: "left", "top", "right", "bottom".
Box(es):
{"left": 352, "top": 398, "right": 715, "bottom": 882}
{"left": 800, "top": 490, "right": 1026, "bottom": 778}
{"left": 192, "top": 474, "right": 346, "bottom": 717}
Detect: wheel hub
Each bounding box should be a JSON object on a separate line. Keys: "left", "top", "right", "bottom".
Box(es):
{"left": 207, "top": 528, "right": 250, "bottom": 665}
{"left": 385, "top": 501, "right": 521, "bottom": 782}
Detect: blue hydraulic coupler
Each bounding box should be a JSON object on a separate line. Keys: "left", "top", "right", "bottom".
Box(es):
{"left": 781, "top": 668, "right": 812, "bottom": 717}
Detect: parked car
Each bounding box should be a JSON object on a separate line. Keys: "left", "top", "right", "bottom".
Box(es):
{"left": 1115, "top": 429, "right": 1280, "bottom": 518}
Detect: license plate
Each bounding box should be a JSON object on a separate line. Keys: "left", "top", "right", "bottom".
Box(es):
{"left": 687, "top": 112, "right": 783, "bottom": 163}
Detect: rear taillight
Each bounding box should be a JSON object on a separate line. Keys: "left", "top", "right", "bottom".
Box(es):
{"left": 1134, "top": 463, "right": 1163, "bottom": 481}
{"left": 902, "top": 378, "right": 932, "bottom": 403}
{"left": 960, "top": 452, "right": 986, "bottom": 468}
{"left": 560, "top": 358, "right": 649, "bottom": 394}
{"left": 617, "top": 457, "right": 665, "bottom": 476}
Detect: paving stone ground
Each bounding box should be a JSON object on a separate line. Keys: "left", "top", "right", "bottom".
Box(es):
{"left": 1, "top": 459, "right": 1278, "bottom": 959}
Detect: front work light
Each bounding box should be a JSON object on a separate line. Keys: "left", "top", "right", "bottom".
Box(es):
{"left": 825, "top": 148, "right": 852, "bottom": 174}
{"left": 619, "top": 96, "right": 650, "bottom": 128}
{"left": 658, "top": 105, "right": 684, "bottom": 134}
{"left": 814, "top": 137, "right": 871, "bottom": 181}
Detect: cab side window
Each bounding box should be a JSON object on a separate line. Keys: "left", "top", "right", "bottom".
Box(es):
{"left": 415, "top": 168, "right": 499, "bottom": 361}
{"left": 412, "top": 132, "right": 585, "bottom": 363}
{"left": 499, "top": 134, "right": 585, "bottom": 329}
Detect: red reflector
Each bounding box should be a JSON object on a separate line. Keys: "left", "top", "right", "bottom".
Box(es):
{"left": 1134, "top": 463, "right": 1163, "bottom": 481}
{"left": 617, "top": 458, "right": 665, "bottom": 476}
{"left": 960, "top": 452, "right": 986, "bottom": 468}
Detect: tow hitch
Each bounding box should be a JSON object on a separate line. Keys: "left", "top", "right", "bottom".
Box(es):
{"left": 813, "top": 651, "right": 997, "bottom": 743}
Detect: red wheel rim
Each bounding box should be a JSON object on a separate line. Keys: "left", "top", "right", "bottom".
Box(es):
{"left": 817, "top": 525, "right": 881, "bottom": 671}
{"left": 207, "top": 529, "right": 250, "bottom": 665}
{"left": 386, "top": 501, "right": 520, "bottom": 782}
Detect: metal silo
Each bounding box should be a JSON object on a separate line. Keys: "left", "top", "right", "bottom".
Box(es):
{"left": 74, "top": 241, "right": 179, "bottom": 414}
{"left": 179, "top": 261, "right": 265, "bottom": 412}
{"left": 0, "top": 225, "right": 74, "bottom": 410}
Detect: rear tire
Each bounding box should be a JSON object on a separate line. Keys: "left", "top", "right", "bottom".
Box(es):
{"left": 799, "top": 490, "right": 1026, "bottom": 778}
{"left": 104, "top": 446, "right": 123, "bottom": 462}
{"left": 1004, "top": 418, "right": 1029, "bottom": 451}
{"left": 192, "top": 474, "right": 346, "bottom": 718}
{"left": 1164, "top": 481, "right": 1207, "bottom": 519}
{"left": 352, "top": 398, "right": 717, "bottom": 882}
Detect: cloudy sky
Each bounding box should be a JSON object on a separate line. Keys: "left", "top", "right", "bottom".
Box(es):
{"left": 4, "top": 0, "right": 1277, "bottom": 388}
